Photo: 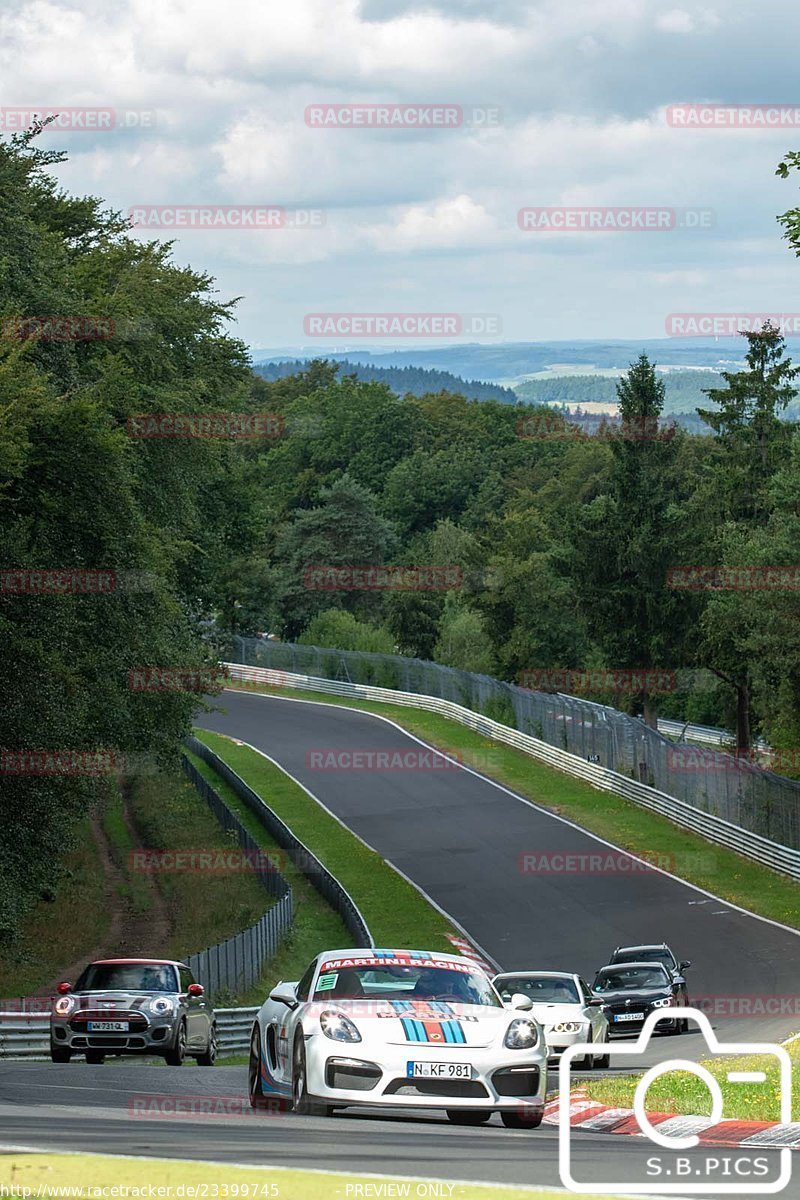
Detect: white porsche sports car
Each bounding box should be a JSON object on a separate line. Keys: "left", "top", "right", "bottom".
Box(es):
{"left": 493, "top": 971, "right": 610, "bottom": 1068}
{"left": 248, "top": 948, "right": 548, "bottom": 1127}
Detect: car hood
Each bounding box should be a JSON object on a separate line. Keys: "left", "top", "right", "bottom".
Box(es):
{"left": 69, "top": 992, "right": 176, "bottom": 1012}
{"left": 528, "top": 1003, "right": 588, "bottom": 1025}
{"left": 320, "top": 1000, "right": 516, "bottom": 1048}
{"left": 594, "top": 989, "right": 671, "bottom": 1005}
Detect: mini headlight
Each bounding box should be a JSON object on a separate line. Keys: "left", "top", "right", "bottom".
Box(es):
{"left": 652, "top": 996, "right": 675, "bottom": 1008}
{"left": 150, "top": 997, "right": 175, "bottom": 1016}
{"left": 54, "top": 996, "right": 74, "bottom": 1016}
{"left": 550, "top": 1021, "right": 582, "bottom": 1033}
{"left": 320, "top": 1010, "right": 361, "bottom": 1043}
{"left": 504, "top": 1018, "right": 539, "bottom": 1049}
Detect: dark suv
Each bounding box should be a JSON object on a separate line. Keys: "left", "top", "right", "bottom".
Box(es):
{"left": 50, "top": 958, "right": 217, "bottom": 1065}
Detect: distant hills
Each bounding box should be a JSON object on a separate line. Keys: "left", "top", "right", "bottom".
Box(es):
{"left": 515, "top": 371, "right": 725, "bottom": 415}
{"left": 253, "top": 358, "right": 516, "bottom": 403}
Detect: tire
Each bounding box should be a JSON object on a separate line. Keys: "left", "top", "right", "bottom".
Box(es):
{"left": 249, "top": 1025, "right": 267, "bottom": 1108}
{"left": 292, "top": 1036, "right": 333, "bottom": 1117}
{"left": 595, "top": 1029, "right": 611, "bottom": 1070}
{"left": 85, "top": 1051, "right": 105, "bottom": 1065}
{"left": 446, "top": 1109, "right": 492, "bottom": 1125}
{"left": 501, "top": 1108, "right": 544, "bottom": 1130}
{"left": 164, "top": 1020, "right": 187, "bottom": 1067}
{"left": 50, "top": 1044, "right": 71, "bottom": 1063}
{"left": 196, "top": 1024, "right": 218, "bottom": 1066}
{"left": 578, "top": 1029, "right": 594, "bottom": 1070}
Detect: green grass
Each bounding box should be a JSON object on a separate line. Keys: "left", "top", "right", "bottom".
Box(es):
{"left": 190, "top": 729, "right": 457, "bottom": 955}
{"left": 581, "top": 1037, "right": 800, "bottom": 1123}
{"left": 220, "top": 681, "right": 800, "bottom": 931}
{"left": 102, "top": 784, "right": 153, "bottom": 917}
{"left": 126, "top": 768, "right": 272, "bottom": 964}
{"left": 184, "top": 749, "right": 353, "bottom": 1003}
{"left": 0, "top": 1153, "right": 633, "bottom": 1200}
{"left": 0, "top": 810, "right": 110, "bottom": 998}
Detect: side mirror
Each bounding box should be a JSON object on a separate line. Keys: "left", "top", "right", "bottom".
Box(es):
{"left": 509, "top": 993, "right": 533, "bottom": 1011}
{"left": 187, "top": 983, "right": 204, "bottom": 998}
{"left": 679, "top": 961, "right": 691, "bottom": 970}
{"left": 57, "top": 982, "right": 72, "bottom": 995}
{"left": 270, "top": 982, "right": 298, "bottom": 1009}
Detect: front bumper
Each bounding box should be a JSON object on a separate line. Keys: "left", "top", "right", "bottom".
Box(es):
{"left": 305, "top": 1039, "right": 547, "bottom": 1110}
{"left": 605, "top": 1010, "right": 680, "bottom": 1036}
{"left": 51, "top": 1012, "right": 177, "bottom": 1055}
{"left": 543, "top": 1026, "right": 593, "bottom": 1057}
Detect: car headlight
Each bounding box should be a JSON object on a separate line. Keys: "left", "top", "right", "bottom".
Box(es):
{"left": 320, "top": 1010, "right": 361, "bottom": 1043}
{"left": 504, "top": 1018, "right": 539, "bottom": 1049}
{"left": 652, "top": 996, "right": 675, "bottom": 1008}
{"left": 54, "top": 996, "right": 74, "bottom": 1016}
{"left": 150, "top": 997, "right": 175, "bottom": 1016}
{"left": 549, "top": 1021, "right": 583, "bottom": 1033}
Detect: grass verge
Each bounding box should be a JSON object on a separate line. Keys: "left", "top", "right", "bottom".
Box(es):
{"left": 127, "top": 767, "right": 272, "bottom": 964}
{"left": 190, "top": 729, "right": 457, "bottom": 955}
{"left": 580, "top": 1036, "right": 800, "bottom": 1123}
{"left": 0, "top": 810, "right": 109, "bottom": 998}
{"left": 184, "top": 748, "right": 352, "bottom": 1003}
{"left": 219, "top": 682, "right": 800, "bottom": 931}
{"left": 103, "top": 783, "right": 153, "bottom": 918}
{"left": 0, "top": 1152, "right": 628, "bottom": 1200}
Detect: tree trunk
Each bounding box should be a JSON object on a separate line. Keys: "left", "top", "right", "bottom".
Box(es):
{"left": 736, "top": 682, "right": 751, "bottom": 752}
{"left": 642, "top": 690, "right": 658, "bottom": 730}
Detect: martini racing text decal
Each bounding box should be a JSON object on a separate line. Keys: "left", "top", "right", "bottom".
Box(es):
{"left": 320, "top": 957, "right": 473, "bottom": 972}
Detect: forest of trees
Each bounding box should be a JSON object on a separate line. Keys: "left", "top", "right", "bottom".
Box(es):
{"left": 254, "top": 358, "right": 517, "bottom": 403}
{"left": 4, "top": 125, "right": 800, "bottom": 945}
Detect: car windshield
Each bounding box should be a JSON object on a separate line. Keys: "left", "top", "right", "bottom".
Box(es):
{"left": 74, "top": 963, "right": 178, "bottom": 992}
{"left": 615, "top": 949, "right": 674, "bottom": 969}
{"left": 312, "top": 959, "right": 501, "bottom": 1006}
{"left": 496, "top": 976, "right": 580, "bottom": 1004}
{"left": 593, "top": 966, "right": 670, "bottom": 992}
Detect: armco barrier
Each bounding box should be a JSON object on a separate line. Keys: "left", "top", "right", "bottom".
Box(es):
{"left": 180, "top": 754, "right": 294, "bottom": 997}
{"left": 221, "top": 662, "right": 800, "bottom": 882}
{"left": 0, "top": 1007, "right": 259, "bottom": 1059}
{"left": 233, "top": 638, "right": 800, "bottom": 851}
{"left": 186, "top": 735, "right": 373, "bottom": 947}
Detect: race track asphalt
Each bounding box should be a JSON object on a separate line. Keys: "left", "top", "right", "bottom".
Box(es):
{"left": 196, "top": 689, "right": 800, "bottom": 1058}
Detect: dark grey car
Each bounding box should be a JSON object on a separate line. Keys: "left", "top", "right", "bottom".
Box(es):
{"left": 50, "top": 958, "right": 217, "bottom": 1065}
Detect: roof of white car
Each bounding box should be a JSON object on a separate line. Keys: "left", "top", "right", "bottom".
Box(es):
{"left": 494, "top": 970, "right": 578, "bottom": 979}
{"left": 318, "top": 948, "right": 468, "bottom": 964}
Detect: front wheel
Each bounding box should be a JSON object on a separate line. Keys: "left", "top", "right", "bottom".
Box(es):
{"left": 197, "top": 1024, "right": 217, "bottom": 1066}
{"left": 595, "top": 1029, "right": 611, "bottom": 1069}
{"left": 578, "top": 1029, "right": 594, "bottom": 1070}
{"left": 50, "top": 1045, "right": 71, "bottom": 1063}
{"left": 164, "top": 1020, "right": 187, "bottom": 1067}
{"left": 501, "top": 1108, "right": 543, "bottom": 1130}
{"left": 446, "top": 1109, "right": 491, "bottom": 1125}
{"left": 292, "top": 1036, "right": 333, "bottom": 1116}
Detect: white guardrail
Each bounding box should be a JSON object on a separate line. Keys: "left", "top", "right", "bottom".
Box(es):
{"left": 657, "top": 717, "right": 769, "bottom": 751}
{"left": 223, "top": 663, "right": 800, "bottom": 882}
{"left": 0, "top": 1007, "right": 259, "bottom": 1060}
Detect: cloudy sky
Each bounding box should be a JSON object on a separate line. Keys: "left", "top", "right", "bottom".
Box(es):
{"left": 3, "top": 0, "right": 800, "bottom": 352}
